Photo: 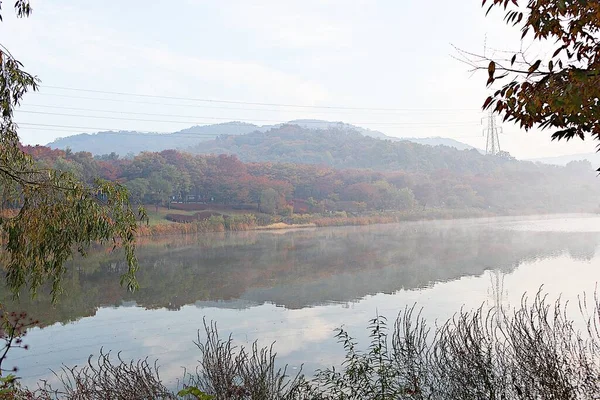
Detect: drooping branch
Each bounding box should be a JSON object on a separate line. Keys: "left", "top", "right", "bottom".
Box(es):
{"left": 0, "top": 1, "right": 145, "bottom": 302}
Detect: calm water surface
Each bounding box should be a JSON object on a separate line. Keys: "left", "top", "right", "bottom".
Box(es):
{"left": 6, "top": 214, "right": 600, "bottom": 388}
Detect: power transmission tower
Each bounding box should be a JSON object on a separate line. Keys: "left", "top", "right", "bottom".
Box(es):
{"left": 488, "top": 268, "right": 507, "bottom": 323}
{"left": 482, "top": 110, "right": 502, "bottom": 155}
{"left": 481, "top": 33, "right": 503, "bottom": 156}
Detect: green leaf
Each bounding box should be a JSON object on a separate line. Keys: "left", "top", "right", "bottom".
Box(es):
{"left": 177, "top": 386, "right": 214, "bottom": 399}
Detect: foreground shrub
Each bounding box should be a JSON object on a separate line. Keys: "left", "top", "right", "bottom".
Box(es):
{"left": 310, "top": 291, "right": 600, "bottom": 399}
{"left": 181, "top": 320, "right": 306, "bottom": 400}
{"left": 184, "top": 291, "right": 600, "bottom": 399}
{"left": 31, "top": 350, "right": 174, "bottom": 399}
{"left": 14, "top": 289, "right": 600, "bottom": 399}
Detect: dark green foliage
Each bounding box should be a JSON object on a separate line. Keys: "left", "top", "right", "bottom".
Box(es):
{"left": 259, "top": 188, "right": 279, "bottom": 214}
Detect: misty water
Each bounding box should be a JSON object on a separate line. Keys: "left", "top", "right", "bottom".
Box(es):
{"left": 6, "top": 214, "right": 600, "bottom": 388}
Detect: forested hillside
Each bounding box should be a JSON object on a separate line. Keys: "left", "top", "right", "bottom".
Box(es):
{"left": 46, "top": 120, "right": 394, "bottom": 156}
{"left": 190, "top": 124, "right": 504, "bottom": 172}
{"left": 46, "top": 120, "right": 477, "bottom": 156}
{"left": 21, "top": 143, "right": 600, "bottom": 216}
{"left": 404, "top": 137, "right": 479, "bottom": 151}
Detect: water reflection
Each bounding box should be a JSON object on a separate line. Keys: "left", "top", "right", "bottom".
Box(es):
{"left": 4, "top": 214, "right": 600, "bottom": 387}
{"left": 3, "top": 215, "right": 599, "bottom": 327}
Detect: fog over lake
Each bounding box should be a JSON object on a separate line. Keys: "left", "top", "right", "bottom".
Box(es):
{"left": 7, "top": 214, "right": 600, "bottom": 388}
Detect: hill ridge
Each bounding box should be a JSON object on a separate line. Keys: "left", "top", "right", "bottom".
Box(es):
{"left": 46, "top": 120, "right": 478, "bottom": 156}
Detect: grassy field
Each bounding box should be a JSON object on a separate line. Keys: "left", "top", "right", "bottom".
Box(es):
{"left": 143, "top": 205, "right": 250, "bottom": 226}
{"left": 144, "top": 206, "right": 201, "bottom": 226}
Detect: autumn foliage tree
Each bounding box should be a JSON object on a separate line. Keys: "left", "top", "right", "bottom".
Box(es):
{"left": 473, "top": 0, "right": 600, "bottom": 157}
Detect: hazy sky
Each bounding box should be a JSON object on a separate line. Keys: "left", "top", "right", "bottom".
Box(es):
{"left": 0, "top": 0, "right": 595, "bottom": 159}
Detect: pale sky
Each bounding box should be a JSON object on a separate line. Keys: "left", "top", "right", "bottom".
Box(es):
{"left": 0, "top": 0, "right": 595, "bottom": 159}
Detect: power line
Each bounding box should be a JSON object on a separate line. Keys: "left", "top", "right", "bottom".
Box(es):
{"left": 42, "top": 85, "right": 482, "bottom": 112}
{"left": 25, "top": 104, "right": 253, "bottom": 119}
{"left": 17, "top": 109, "right": 482, "bottom": 128}
{"left": 17, "top": 122, "right": 169, "bottom": 132}
{"left": 21, "top": 104, "right": 482, "bottom": 126}
{"left": 16, "top": 126, "right": 99, "bottom": 133}
{"left": 19, "top": 110, "right": 229, "bottom": 125}
{"left": 29, "top": 92, "right": 346, "bottom": 114}
{"left": 18, "top": 85, "right": 489, "bottom": 144}
{"left": 16, "top": 122, "right": 221, "bottom": 136}
{"left": 30, "top": 92, "right": 482, "bottom": 116}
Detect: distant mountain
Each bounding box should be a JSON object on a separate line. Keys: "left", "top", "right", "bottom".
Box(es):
{"left": 284, "top": 119, "right": 391, "bottom": 140}
{"left": 46, "top": 119, "right": 476, "bottom": 156}
{"left": 400, "top": 137, "right": 479, "bottom": 151}
{"left": 48, "top": 130, "right": 178, "bottom": 155}
{"left": 47, "top": 122, "right": 260, "bottom": 155}
{"left": 173, "top": 121, "right": 259, "bottom": 136}
{"left": 188, "top": 124, "right": 505, "bottom": 173}
{"left": 528, "top": 152, "right": 600, "bottom": 166}
{"left": 283, "top": 121, "right": 478, "bottom": 149}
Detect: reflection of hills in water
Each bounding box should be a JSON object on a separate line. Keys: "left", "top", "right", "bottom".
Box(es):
{"left": 3, "top": 219, "right": 599, "bottom": 325}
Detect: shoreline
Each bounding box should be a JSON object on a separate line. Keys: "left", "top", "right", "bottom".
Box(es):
{"left": 135, "top": 208, "right": 598, "bottom": 238}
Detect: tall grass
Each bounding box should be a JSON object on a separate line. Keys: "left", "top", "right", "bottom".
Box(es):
{"left": 136, "top": 214, "right": 259, "bottom": 237}
{"left": 180, "top": 320, "right": 306, "bottom": 400}
{"left": 135, "top": 208, "right": 494, "bottom": 237}
{"left": 25, "top": 350, "right": 174, "bottom": 399}
{"left": 19, "top": 290, "right": 600, "bottom": 399}
{"left": 309, "top": 291, "right": 600, "bottom": 399}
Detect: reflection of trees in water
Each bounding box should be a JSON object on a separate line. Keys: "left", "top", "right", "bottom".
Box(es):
{"left": 2, "top": 222, "right": 599, "bottom": 326}
{"left": 565, "top": 235, "right": 599, "bottom": 262}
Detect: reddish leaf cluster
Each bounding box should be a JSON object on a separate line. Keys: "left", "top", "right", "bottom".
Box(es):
{"left": 482, "top": 0, "right": 600, "bottom": 147}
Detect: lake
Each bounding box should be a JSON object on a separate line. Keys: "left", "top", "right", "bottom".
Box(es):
{"left": 6, "top": 213, "right": 600, "bottom": 389}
